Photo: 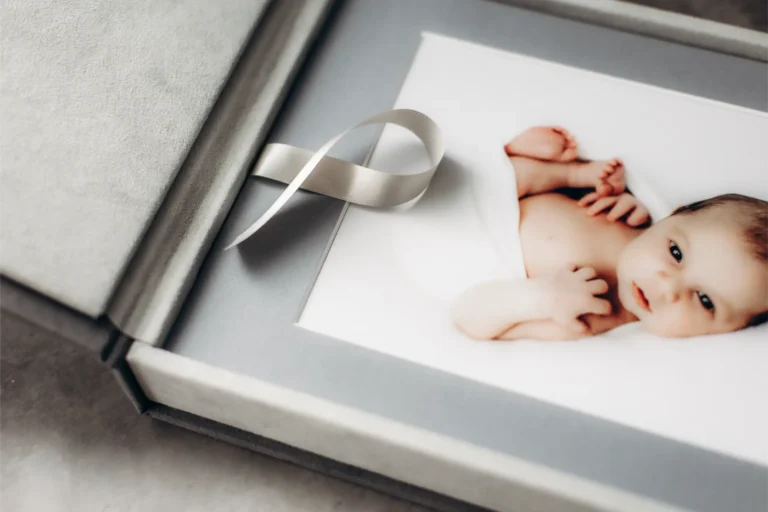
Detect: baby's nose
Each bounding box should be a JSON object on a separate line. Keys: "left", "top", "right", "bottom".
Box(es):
{"left": 656, "top": 271, "right": 681, "bottom": 303}
{"left": 665, "top": 287, "right": 681, "bottom": 303}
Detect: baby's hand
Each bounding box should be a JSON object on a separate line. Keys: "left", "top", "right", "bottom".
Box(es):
{"left": 578, "top": 192, "right": 650, "bottom": 227}
{"left": 535, "top": 266, "right": 612, "bottom": 335}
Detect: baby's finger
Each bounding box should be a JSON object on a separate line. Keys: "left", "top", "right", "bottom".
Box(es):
{"left": 587, "top": 196, "right": 617, "bottom": 216}
{"left": 586, "top": 297, "right": 613, "bottom": 316}
{"left": 626, "top": 205, "right": 650, "bottom": 226}
{"left": 578, "top": 192, "right": 600, "bottom": 207}
{"left": 606, "top": 195, "right": 636, "bottom": 221}
{"left": 587, "top": 278, "right": 609, "bottom": 295}
{"left": 574, "top": 266, "right": 598, "bottom": 280}
{"left": 565, "top": 318, "right": 589, "bottom": 335}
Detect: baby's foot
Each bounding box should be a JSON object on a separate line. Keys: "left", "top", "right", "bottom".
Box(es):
{"left": 504, "top": 126, "right": 578, "bottom": 162}
{"left": 569, "top": 158, "right": 626, "bottom": 196}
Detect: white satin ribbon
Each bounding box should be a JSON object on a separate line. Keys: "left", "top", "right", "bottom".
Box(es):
{"left": 225, "top": 109, "right": 445, "bottom": 249}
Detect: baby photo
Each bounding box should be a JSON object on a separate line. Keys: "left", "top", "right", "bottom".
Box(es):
{"left": 453, "top": 125, "right": 767, "bottom": 342}
{"left": 298, "top": 33, "right": 768, "bottom": 466}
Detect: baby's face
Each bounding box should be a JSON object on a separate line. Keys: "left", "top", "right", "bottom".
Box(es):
{"left": 616, "top": 209, "right": 768, "bottom": 338}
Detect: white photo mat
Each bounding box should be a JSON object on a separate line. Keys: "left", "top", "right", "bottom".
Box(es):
{"left": 298, "top": 33, "right": 768, "bottom": 466}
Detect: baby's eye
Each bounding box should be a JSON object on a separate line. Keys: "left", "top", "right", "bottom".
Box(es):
{"left": 669, "top": 240, "right": 683, "bottom": 262}
{"left": 697, "top": 292, "right": 715, "bottom": 313}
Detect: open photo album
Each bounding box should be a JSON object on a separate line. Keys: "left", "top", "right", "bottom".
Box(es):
{"left": 296, "top": 33, "right": 768, "bottom": 467}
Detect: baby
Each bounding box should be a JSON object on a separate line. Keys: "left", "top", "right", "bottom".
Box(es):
{"left": 452, "top": 126, "right": 768, "bottom": 341}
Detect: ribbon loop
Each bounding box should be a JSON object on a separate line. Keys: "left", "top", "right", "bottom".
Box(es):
{"left": 225, "top": 109, "right": 444, "bottom": 249}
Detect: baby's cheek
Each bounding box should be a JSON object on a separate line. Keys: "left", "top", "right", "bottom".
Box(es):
{"left": 617, "top": 249, "right": 647, "bottom": 280}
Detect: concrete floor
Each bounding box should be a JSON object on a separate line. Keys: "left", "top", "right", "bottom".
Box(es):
{"left": 0, "top": 313, "right": 426, "bottom": 512}
{"left": 1, "top": 2, "right": 764, "bottom": 512}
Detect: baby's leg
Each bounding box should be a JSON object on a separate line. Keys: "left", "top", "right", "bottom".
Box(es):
{"left": 512, "top": 156, "right": 625, "bottom": 198}
{"left": 505, "top": 126, "right": 578, "bottom": 162}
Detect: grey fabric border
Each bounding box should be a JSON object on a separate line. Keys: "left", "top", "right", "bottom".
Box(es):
{"left": 498, "top": 0, "right": 767, "bottom": 61}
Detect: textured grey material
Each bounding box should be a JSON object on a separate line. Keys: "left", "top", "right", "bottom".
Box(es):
{"left": 0, "top": 0, "right": 269, "bottom": 317}
{"left": 500, "top": 0, "right": 768, "bottom": 61}
{"left": 106, "top": 0, "right": 333, "bottom": 346}
{"left": 623, "top": 0, "right": 767, "bottom": 32}
{"left": 149, "top": 405, "right": 488, "bottom": 512}
{"left": 0, "top": 313, "right": 426, "bottom": 512}
{"left": 163, "top": 1, "right": 768, "bottom": 511}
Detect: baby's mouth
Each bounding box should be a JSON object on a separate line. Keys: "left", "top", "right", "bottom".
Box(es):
{"left": 632, "top": 282, "right": 651, "bottom": 312}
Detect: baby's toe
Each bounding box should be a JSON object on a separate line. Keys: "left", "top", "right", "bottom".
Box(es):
{"left": 597, "top": 183, "right": 612, "bottom": 196}
{"left": 603, "top": 159, "right": 622, "bottom": 176}
{"left": 556, "top": 130, "right": 578, "bottom": 161}
{"left": 560, "top": 147, "right": 579, "bottom": 162}
{"left": 552, "top": 127, "right": 573, "bottom": 142}
{"left": 600, "top": 166, "right": 616, "bottom": 179}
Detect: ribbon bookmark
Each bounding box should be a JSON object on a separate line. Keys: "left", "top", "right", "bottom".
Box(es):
{"left": 225, "top": 109, "right": 445, "bottom": 250}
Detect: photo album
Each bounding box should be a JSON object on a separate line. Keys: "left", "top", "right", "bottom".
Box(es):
{"left": 297, "top": 33, "right": 768, "bottom": 466}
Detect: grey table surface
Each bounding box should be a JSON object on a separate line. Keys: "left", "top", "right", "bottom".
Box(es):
{"left": 2, "top": 1, "right": 767, "bottom": 512}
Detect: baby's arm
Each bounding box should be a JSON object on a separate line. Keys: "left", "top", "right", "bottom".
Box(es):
{"left": 451, "top": 267, "right": 612, "bottom": 341}
{"left": 496, "top": 314, "right": 620, "bottom": 340}
{"left": 496, "top": 319, "right": 587, "bottom": 341}
{"left": 451, "top": 279, "right": 550, "bottom": 340}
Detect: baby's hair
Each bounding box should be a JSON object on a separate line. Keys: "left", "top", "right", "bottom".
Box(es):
{"left": 672, "top": 193, "right": 768, "bottom": 327}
